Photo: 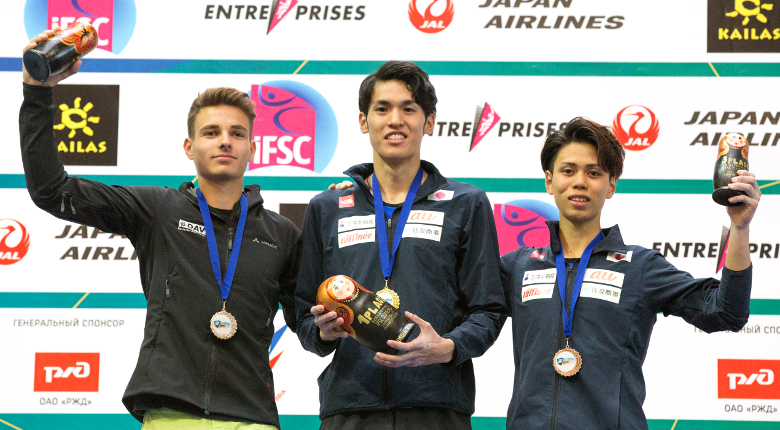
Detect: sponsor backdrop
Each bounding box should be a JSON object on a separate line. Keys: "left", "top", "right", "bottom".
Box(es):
{"left": 1, "top": 0, "right": 779, "bottom": 429}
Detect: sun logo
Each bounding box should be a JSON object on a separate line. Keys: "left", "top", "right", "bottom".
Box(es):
{"left": 726, "top": 0, "right": 774, "bottom": 25}
{"left": 53, "top": 97, "right": 100, "bottom": 138}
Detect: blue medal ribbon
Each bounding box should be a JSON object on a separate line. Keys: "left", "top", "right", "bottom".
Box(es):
{"left": 196, "top": 188, "right": 248, "bottom": 302}
{"left": 373, "top": 167, "right": 424, "bottom": 281}
{"left": 555, "top": 231, "right": 605, "bottom": 338}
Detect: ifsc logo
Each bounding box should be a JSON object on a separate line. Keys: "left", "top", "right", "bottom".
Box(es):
{"left": 409, "top": 0, "right": 454, "bottom": 33}
{"left": 612, "top": 105, "right": 660, "bottom": 151}
{"left": 494, "top": 200, "right": 559, "bottom": 255}
{"left": 24, "top": 0, "right": 136, "bottom": 55}
{"left": 250, "top": 81, "right": 338, "bottom": 174}
{"left": 0, "top": 219, "right": 31, "bottom": 266}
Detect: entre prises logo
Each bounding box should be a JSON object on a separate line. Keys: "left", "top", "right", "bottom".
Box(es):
{"left": 250, "top": 81, "right": 338, "bottom": 174}
{"left": 494, "top": 200, "right": 559, "bottom": 255}
{"left": 409, "top": 0, "right": 454, "bottom": 33}
{"left": 24, "top": 0, "right": 136, "bottom": 54}
{"left": 470, "top": 103, "right": 501, "bottom": 151}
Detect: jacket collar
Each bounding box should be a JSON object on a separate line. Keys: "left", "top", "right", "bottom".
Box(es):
{"left": 546, "top": 221, "right": 628, "bottom": 255}
{"left": 344, "top": 160, "right": 449, "bottom": 204}
{"left": 179, "top": 182, "right": 265, "bottom": 212}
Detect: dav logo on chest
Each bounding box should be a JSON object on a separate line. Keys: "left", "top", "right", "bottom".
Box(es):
{"left": 178, "top": 220, "right": 205, "bottom": 237}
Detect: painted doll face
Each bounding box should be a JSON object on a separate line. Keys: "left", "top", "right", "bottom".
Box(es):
{"left": 329, "top": 277, "right": 356, "bottom": 301}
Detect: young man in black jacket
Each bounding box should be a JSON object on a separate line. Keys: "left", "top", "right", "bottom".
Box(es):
{"left": 501, "top": 118, "right": 760, "bottom": 429}
{"left": 20, "top": 29, "right": 300, "bottom": 430}
{"left": 295, "top": 61, "right": 507, "bottom": 430}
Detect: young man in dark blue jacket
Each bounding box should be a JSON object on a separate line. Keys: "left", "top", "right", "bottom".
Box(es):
{"left": 501, "top": 117, "right": 760, "bottom": 429}
{"left": 20, "top": 29, "right": 300, "bottom": 429}
{"left": 295, "top": 61, "right": 506, "bottom": 429}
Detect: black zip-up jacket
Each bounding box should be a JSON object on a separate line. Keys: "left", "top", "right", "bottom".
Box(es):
{"left": 19, "top": 83, "right": 301, "bottom": 427}
{"left": 501, "top": 222, "right": 751, "bottom": 430}
{"left": 295, "top": 161, "right": 507, "bottom": 418}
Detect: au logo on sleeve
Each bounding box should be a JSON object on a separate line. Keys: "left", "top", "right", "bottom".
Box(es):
{"left": 52, "top": 85, "right": 120, "bottom": 166}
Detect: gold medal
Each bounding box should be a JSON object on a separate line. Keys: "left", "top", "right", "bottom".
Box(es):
{"left": 553, "top": 338, "right": 582, "bottom": 377}
{"left": 377, "top": 279, "right": 400, "bottom": 309}
{"left": 210, "top": 302, "right": 237, "bottom": 340}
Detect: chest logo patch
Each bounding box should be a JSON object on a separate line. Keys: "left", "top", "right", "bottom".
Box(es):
{"left": 522, "top": 268, "right": 556, "bottom": 286}
{"left": 607, "top": 250, "right": 633, "bottom": 263}
{"left": 178, "top": 220, "right": 205, "bottom": 237}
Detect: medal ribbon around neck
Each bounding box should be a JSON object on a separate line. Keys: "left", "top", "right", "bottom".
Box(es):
{"left": 555, "top": 230, "right": 605, "bottom": 338}
{"left": 373, "top": 167, "right": 423, "bottom": 283}
{"left": 196, "top": 188, "right": 248, "bottom": 302}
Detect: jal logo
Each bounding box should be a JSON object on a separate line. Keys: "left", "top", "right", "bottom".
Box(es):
{"left": 34, "top": 353, "right": 99, "bottom": 392}
{"left": 408, "top": 0, "right": 454, "bottom": 33}
{"left": 718, "top": 359, "right": 780, "bottom": 399}
{"left": 0, "top": 219, "right": 31, "bottom": 266}
{"left": 250, "top": 81, "right": 338, "bottom": 174}
{"left": 612, "top": 105, "right": 660, "bottom": 151}
{"left": 470, "top": 102, "right": 501, "bottom": 151}
{"left": 24, "top": 0, "right": 136, "bottom": 54}
{"left": 494, "top": 199, "right": 559, "bottom": 255}
{"left": 339, "top": 195, "right": 355, "bottom": 208}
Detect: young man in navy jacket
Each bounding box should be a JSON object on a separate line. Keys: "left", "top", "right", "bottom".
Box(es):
{"left": 295, "top": 61, "right": 506, "bottom": 430}
{"left": 501, "top": 117, "right": 760, "bottom": 429}
{"left": 20, "top": 29, "right": 300, "bottom": 429}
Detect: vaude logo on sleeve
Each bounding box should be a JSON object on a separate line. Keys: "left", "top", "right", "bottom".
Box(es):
{"left": 607, "top": 250, "right": 633, "bottom": 262}
{"left": 719, "top": 359, "right": 780, "bottom": 399}
{"left": 522, "top": 268, "right": 556, "bottom": 286}
{"left": 34, "top": 353, "right": 100, "bottom": 392}
{"left": 178, "top": 220, "right": 206, "bottom": 237}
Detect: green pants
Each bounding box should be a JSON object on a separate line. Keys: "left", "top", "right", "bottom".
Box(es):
{"left": 141, "top": 408, "right": 278, "bottom": 430}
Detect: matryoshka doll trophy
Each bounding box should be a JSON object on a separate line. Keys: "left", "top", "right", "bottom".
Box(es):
{"left": 317, "top": 275, "right": 417, "bottom": 354}
{"left": 23, "top": 22, "right": 98, "bottom": 82}
{"left": 712, "top": 132, "right": 749, "bottom": 206}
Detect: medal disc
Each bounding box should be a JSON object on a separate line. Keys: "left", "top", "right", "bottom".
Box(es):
{"left": 553, "top": 346, "right": 582, "bottom": 377}
{"left": 376, "top": 287, "right": 400, "bottom": 309}
{"left": 210, "top": 310, "right": 238, "bottom": 339}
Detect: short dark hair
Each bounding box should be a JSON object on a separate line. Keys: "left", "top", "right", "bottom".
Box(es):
{"left": 358, "top": 61, "right": 437, "bottom": 119}
{"left": 540, "top": 117, "right": 625, "bottom": 179}
{"left": 187, "top": 87, "right": 256, "bottom": 138}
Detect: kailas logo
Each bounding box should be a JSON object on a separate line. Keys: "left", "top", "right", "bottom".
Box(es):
{"left": 612, "top": 105, "right": 660, "bottom": 151}
{"left": 268, "top": 0, "right": 298, "bottom": 33}
{"left": 178, "top": 220, "right": 206, "bottom": 237}
{"left": 0, "top": 219, "right": 31, "bottom": 265}
{"left": 409, "top": 0, "right": 454, "bottom": 33}
{"left": 53, "top": 85, "right": 119, "bottom": 166}
{"left": 494, "top": 200, "right": 559, "bottom": 255}
{"left": 24, "top": 0, "right": 136, "bottom": 54}
{"left": 718, "top": 359, "right": 780, "bottom": 399}
{"left": 34, "top": 353, "right": 99, "bottom": 392}
{"left": 470, "top": 103, "right": 501, "bottom": 151}
{"left": 250, "top": 81, "right": 338, "bottom": 174}
{"left": 726, "top": 0, "right": 774, "bottom": 26}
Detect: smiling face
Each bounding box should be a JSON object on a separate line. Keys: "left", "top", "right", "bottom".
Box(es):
{"left": 183, "top": 105, "right": 255, "bottom": 184}
{"left": 545, "top": 142, "right": 616, "bottom": 228}
{"left": 359, "top": 80, "right": 435, "bottom": 167}
{"left": 328, "top": 277, "right": 357, "bottom": 301}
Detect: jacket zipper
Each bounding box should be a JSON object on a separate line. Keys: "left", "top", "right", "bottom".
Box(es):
{"left": 60, "top": 193, "right": 76, "bottom": 215}
{"left": 205, "top": 213, "right": 233, "bottom": 415}
{"left": 550, "top": 263, "right": 575, "bottom": 430}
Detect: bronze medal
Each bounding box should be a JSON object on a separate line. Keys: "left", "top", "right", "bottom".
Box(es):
{"left": 553, "top": 339, "right": 582, "bottom": 377}
{"left": 210, "top": 307, "right": 237, "bottom": 340}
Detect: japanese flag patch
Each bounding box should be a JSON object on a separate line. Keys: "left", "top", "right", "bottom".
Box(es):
{"left": 607, "top": 251, "right": 633, "bottom": 263}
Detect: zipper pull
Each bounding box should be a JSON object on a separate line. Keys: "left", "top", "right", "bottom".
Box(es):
{"left": 228, "top": 227, "right": 234, "bottom": 251}
{"left": 165, "top": 278, "right": 171, "bottom": 298}
{"left": 60, "top": 194, "right": 66, "bottom": 213}
{"left": 387, "top": 218, "right": 392, "bottom": 228}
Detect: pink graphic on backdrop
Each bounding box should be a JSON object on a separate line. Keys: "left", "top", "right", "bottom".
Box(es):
{"left": 268, "top": 0, "right": 298, "bottom": 34}
{"left": 250, "top": 84, "right": 316, "bottom": 172}
{"left": 48, "top": 0, "right": 114, "bottom": 52}
{"left": 470, "top": 103, "right": 500, "bottom": 151}
{"left": 494, "top": 203, "right": 553, "bottom": 256}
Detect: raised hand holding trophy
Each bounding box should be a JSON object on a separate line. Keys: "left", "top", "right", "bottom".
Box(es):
{"left": 712, "top": 133, "right": 749, "bottom": 206}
